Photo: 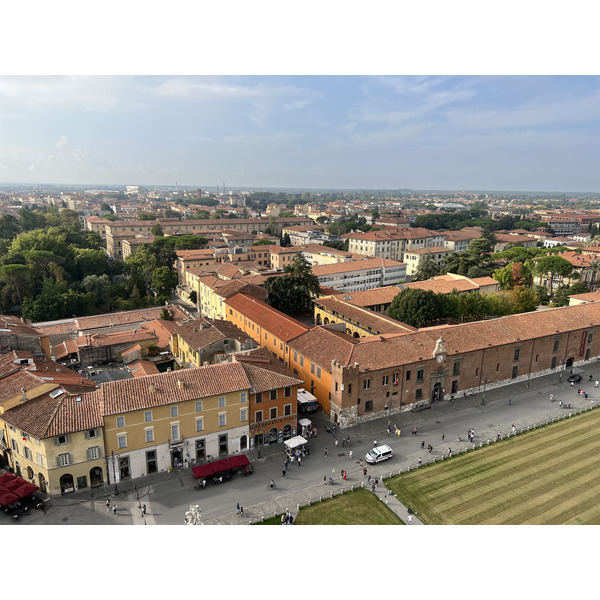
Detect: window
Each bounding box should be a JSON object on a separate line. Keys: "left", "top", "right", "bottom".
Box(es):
{"left": 382, "top": 375, "right": 389, "bottom": 386}
{"left": 283, "top": 387, "right": 291, "bottom": 397}
{"left": 144, "top": 411, "right": 152, "bottom": 423}
{"left": 316, "top": 366, "right": 322, "bottom": 378}
{"left": 551, "top": 356, "right": 557, "bottom": 369}
{"left": 171, "top": 424, "right": 180, "bottom": 441}
{"left": 270, "top": 390, "right": 277, "bottom": 401}
{"left": 218, "top": 413, "right": 226, "bottom": 427}
{"left": 145, "top": 429, "right": 154, "bottom": 443}
{"left": 56, "top": 434, "right": 70, "bottom": 445}
{"left": 116, "top": 416, "right": 125, "bottom": 428}
{"left": 451, "top": 380, "right": 458, "bottom": 394}
{"left": 311, "top": 363, "right": 315, "bottom": 375}
{"left": 364, "top": 379, "right": 370, "bottom": 390}
{"left": 406, "top": 370, "right": 411, "bottom": 381}
{"left": 170, "top": 405, "right": 178, "bottom": 417}
{"left": 117, "top": 435, "right": 127, "bottom": 449}
{"left": 512, "top": 365, "right": 518, "bottom": 379}
{"left": 255, "top": 411, "right": 263, "bottom": 423}
{"left": 240, "top": 392, "right": 247, "bottom": 403}
{"left": 270, "top": 407, "right": 277, "bottom": 419}
{"left": 218, "top": 396, "right": 226, "bottom": 408}
{"left": 87, "top": 446, "right": 102, "bottom": 460}
{"left": 284, "top": 404, "right": 291, "bottom": 416}
{"left": 348, "top": 384, "right": 352, "bottom": 394}
{"left": 255, "top": 392, "right": 263, "bottom": 403}
{"left": 240, "top": 408, "right": 248, "bottom": 422}
{"left": 589, "top": 331, "right": 594, "bottom": 344}
{"left": 417, "top": 368, "right": 425, "bottom": 383}
{"left": 452, "top": 361, "right": 460, "bottom": 376}
{"left": 195, "top": 401, "right": 203, "bottom": 412}
{"left": 36, "top": 453, "right": 44, "bottom": 467}
{"left": 513, "top": 348, "right": 521, "bottom": 361}
{"left": 11, "top": 439, "right": 18, "bottom": 452}
{"left": 24, "top": 447, "right": 32, "bottom": 460}
{"left": 392, "top": 373, "right": 399, "bottom": 385}
{"left": 416, "top": 388, "right": 423, "bottom": 399}
{"left": 365, "top": 400, "right": 373, "bottom": 412}
{"left": 57, "top": 453, "right": 72, "bottom": 467}
{"left": 553, "top": 338, "right": 560, "bottom": 353}
{"left": 293, "top": 351, "right": 298, "bottom": 361}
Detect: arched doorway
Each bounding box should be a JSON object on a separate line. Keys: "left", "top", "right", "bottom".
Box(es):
{"left": 90, "top": 466, "right": 103, "bottom": 488}
{"left": 240, "top": 435, "right": 248, "bottom": 451}
{"left": 323, "top": 317, "right": 329, "bottom": 325}
{"left": 353, "top": 332, "right": 360, "bottom": 338}
{"left": 38, "top": 472, "right": 47, "bottom": 494}
{"left": 60, "top": 473, "right": 75, "bottom": 495}
{"left": 431, "top": 382, "right": 442, "bottom": 403}
{"left": 316, "top": 314, "right": 322, "bottom": 325}
{"left": 566, "top": 357, "right": 574, "bottom": 368}
{"left": 268, "top": 427, "right": 278, "bottom": 444}
{"left": 26, "top": 466, "right": 34, "bottom": 480}
{"left": 282, "top": 424, "right": 292, "bottom": 439}
{"left": 346, "top": 328, "right": 352, "bottom": 336}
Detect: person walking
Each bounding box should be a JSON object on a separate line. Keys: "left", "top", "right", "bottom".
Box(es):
{"left": 595, "top": 380, "right": 598, "bottom": 389}
{"left": 113, "top": 506, "right": 117, "bottom": 516}
{"left": 408, "top": 514, "right": 413, "bottom": 524}
{"left": 298, "top": 456, "right": 301, "bottom": 467}
{"left": 418, "top": 457, "right": 422, "bottom": 466}
{"left": 282, "top": 469, "right": 287, "bottom": 479}
{"left": 363, "top": 467, "right": 367, "bottom": 478}
{"left": 349, "top": 450, "right": 353, "bottom": 460}
{"left": 441, "top": 432, "right": 445, "bottom": 442}
{"left": 237, "top": 502, "right": 240, "bottom": 514}
{"left": 373, "top": 440, "right": 378, "bottom": 447}
{"left": 106, "top": 499, "right": 111, "bottom": 511}
{"left": 324, "top": 447, "right": 328, "bottom": 457}
{"left": 142, "top": 504, "right": 146, "bottom": 516}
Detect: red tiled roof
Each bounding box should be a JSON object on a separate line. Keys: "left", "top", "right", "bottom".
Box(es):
{"left": 224, "top": 293, "right": 310, "bottom": 341}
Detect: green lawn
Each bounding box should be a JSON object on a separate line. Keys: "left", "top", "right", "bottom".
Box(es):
{"left": 388, "top": 408, "right": 600, "bottom": 524}
{"left": 256, "top": 487, "right": 404, "bottom": 525}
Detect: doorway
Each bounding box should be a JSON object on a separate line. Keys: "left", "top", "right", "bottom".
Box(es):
{"left": 90, "top": 466, "right": 104, "bottom": 488}
{"left": 431, "top": 382, "right": 442, "bottom": 402}
{"left": 60, "top": 473, "right": 75, "bottom": 495}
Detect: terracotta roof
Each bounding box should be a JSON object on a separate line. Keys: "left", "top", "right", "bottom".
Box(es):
{"left": 225, "top": 293, "right": 310, "bottom": 341}
{"left": 311, "top": 258, "right": 405, "bottom": 276}
{"left": 313, "top": 297, "right": 414, "bottom": 334}
{"left": 97, "top": 362, "right": 253, "bottom": 415}
{"left": 129, "top": 360, "right": 160, "bottom": 377}
{"left": 175, "top": 319, "right": 252, "bottom": 350}
{"left": 345, "top": 301, "right": 600, "bottom": 372}
{"left": 287, "top": 326, "right": 359, "bottom": 372}
{"left": 0, "top": 370, "right": 59, "bottom": 406}
{"left": 335, "top": 286, "right": 401, "bottom": 307}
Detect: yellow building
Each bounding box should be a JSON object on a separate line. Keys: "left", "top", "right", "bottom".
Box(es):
{"left": 1, "top": 388, "right": 106, "bottom": 496}
{"left": 98, "top": 363, "right": 254, "bottom": 480}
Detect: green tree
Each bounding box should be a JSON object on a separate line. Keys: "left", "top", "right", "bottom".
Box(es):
{"left": 533, "top": 255, "right": 574, "bottom": 296}
{"left": 138, "top": 212, "right": 156, "bottom": 220}
{"left": 82, "top": 274, "right": 113, "bottom": 306}
{"left": 412, "top": 255, "right": 442, "bottom": 281}
{"left": 125, "top": 246, "right": 157, "bottom": 296}
{"left": 387, "top": 289, "right": 444, "bottom": 327}
{"left": 264, "top": 255, "right": 319, "bottom": 313}
{"left": 252, "top": 239, "right": 274, "bottom": 246}
{"left": 0, "top": 214, "right": 21, "bottom": 240}
{"left": 152, "top": 266, "right": 178, "bottom": 301}
{"left": 151, "top": 224, "right": 164, "bottom": 237}
{"left": 0, "top": 264, "right": 31, "bottom": 308}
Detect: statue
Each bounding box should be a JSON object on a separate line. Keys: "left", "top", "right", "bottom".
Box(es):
{"left": 433, "top": 336, "right": 447, "bottom": 358}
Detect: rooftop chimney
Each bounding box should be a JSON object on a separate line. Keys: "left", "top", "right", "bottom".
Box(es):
{"left": 149, "top": 385, "right": 156, "bottom": 393}
{"left": 177, "top": 380, "right": 184, "bottom": 390}
{"left": 21, "top": 388, "right": 27, "bottom": 402}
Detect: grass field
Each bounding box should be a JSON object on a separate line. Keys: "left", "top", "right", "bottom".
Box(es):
{"left": 388, "top": 408, "right": 600, "bottom": 524}
{"left": 256, "top": 487, "right": 404, "bottom": 525}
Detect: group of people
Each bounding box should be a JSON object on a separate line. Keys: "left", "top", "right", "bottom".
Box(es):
{"left": 280, "top": 509, "right": 294, "bottom": 525}
{"left": 236, "top": 502, "right": 245, "bottom": 517}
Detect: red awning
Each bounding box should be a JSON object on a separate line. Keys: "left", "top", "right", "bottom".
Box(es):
{"left": 0, "top": 472, "right": 17, "bottom": 487}
{"left": 2, "top": 478, "right": 22, "bottom": 491}
{"left": 228, "top": 454, "right": 250, "bottom": 469}
{"left": 13, "top": 481, "right": 39, "bottom": 499}
{"left": 0, "top": 489, "right": 19, "bottom": 507}
{"left": 191, "top": 464, "right": 214, "bottom": 479}
{"left": 210, "top": 459, "right": 232, "bottom": 474}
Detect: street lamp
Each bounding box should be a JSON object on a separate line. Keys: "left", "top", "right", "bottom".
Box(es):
{"left": 481, "top": 375, "right": 488, "bottom": 406}
{"left": 109, "top": 450, "right": 120, "bottom": 496}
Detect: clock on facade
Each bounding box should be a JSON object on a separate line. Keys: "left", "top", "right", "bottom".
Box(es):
{"left": 436, "top": 354, "right": 444, "bottom": 363}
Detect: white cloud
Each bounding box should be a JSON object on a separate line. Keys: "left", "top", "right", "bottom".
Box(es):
{"left": 55, "top": 135, "right": 68, "bottom": 149}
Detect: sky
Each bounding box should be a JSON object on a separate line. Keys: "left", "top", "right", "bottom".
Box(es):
{"left": 2, "top": 74, "right": 600, "bottom": 193}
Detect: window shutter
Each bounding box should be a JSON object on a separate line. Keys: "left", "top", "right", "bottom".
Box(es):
{"left": 68, "top": 453, "right": 73, "bottom": 466}
{"left": 84, "top": 430, "right": 89, "bottom": 440}
{"left": 86, "top": 448, "right": 91, "bottom": 460}
{"left": 55, "top": 437, "right": 59, "bottom": 446}
{"left": 56, "top": 456, "right": 62, "bottom": 468}
{"left": 66, "top": 435, "right": 70, "bottom": 444}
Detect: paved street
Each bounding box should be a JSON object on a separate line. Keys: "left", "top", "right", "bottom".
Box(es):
{"left": 5, "top": 363, "right": 598, "bottom": 526}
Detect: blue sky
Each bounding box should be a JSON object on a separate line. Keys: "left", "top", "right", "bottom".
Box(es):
{"left": 1, "top": 75, "right": 600, "bottom": 192}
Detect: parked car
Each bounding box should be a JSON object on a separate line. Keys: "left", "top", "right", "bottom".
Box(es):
{"left": 365, "top": 444, "right": 393, "bottom": 464}
{"left": 568, "top": 374, "right": 582, "bottom": 383}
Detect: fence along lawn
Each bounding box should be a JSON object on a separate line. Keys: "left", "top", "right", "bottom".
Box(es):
{"left": 388, "top": 408, "right": 600, "bottom": 525}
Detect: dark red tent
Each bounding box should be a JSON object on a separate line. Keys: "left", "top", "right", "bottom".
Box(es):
{"left": 228, "top": 454, "right": 250, "bottom": 469}
{"left": 0, "top": 472, "right": 17, "bottom": 487}
{"left": 0, "top": 488, "right": 19, "bottom": 507}
{"left": 13, "top": 481, "right": 39, "bottom": 499}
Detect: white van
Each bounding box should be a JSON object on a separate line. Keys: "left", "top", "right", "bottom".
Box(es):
{"left": 365, "top": 444, "right": 393, "bottom": 464}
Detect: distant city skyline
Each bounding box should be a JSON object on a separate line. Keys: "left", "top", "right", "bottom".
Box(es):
{"left": 1, "top": 75, "right": 600, "bottom": 193}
